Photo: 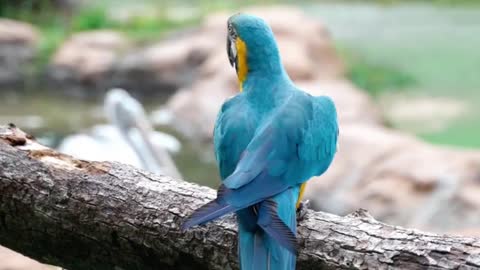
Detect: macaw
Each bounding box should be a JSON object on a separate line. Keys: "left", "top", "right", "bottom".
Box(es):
{"left": 182, "top": 13, "right": 339, "bottom": 270}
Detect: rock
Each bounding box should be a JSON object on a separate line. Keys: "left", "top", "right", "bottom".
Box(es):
{"left": 52, "top": 30, "right": 128, "bottom": 77}
{"left": 48, "top": 30, "right": 130, "bottom": 97}
{"left": 46, "top": 26, "right": 221, "bottom": 98}
{"left": 381, "top": 94, "right": 468, "bottom": 134}
{"left": 303, "top": 123, "right": 480, "bottom": 234}
{"left": 109, "top": 32, "right": 219, "bottom": 99}
{"left": 0, "top": 19, "right": 38, "bottom": 45}
{"left": 0, "top": 19, "right": 39, "bottom": 87}
{"left": 166, "top": 77, "right": 236, "bottom": 140}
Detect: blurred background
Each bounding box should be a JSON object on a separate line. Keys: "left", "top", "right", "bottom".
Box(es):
{"left": 0, "top": 0, "right": 479, "bottom": 269}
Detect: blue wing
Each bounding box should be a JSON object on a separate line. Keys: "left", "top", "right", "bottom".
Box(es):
{"left": 224, "top": 92, "right": 338, "bottom": 192}
{"left": 214, "top": 94, "right": 257, "bottom": 180}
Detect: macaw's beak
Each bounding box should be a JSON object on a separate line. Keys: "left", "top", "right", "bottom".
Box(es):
{"left": 227, "top": 35, "right": 237, "bottom": 71}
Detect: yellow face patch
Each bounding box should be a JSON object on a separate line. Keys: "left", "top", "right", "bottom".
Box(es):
{"left": 235, "top": 37, "right": 248, "bottom": 91}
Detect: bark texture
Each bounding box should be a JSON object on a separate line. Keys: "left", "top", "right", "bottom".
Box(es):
{"left": 0, "top": 124, "right": 479, "bottom": 270}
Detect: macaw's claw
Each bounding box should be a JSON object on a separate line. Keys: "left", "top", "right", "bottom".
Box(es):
{"left": 296, "top": 199, "right": 310, "bottom": 222}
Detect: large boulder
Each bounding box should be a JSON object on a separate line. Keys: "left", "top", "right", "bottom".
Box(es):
{"left": 46, "top": 26, "right": 221, "bottom": 98}
{"left": 0, "top": 19, "right": 39, "bottom": 87}
{"left": 165, "top": 76, "right": 236, "bottom": 140}
{"left": 304, "top": 123, "right": 480, "bottom": 235}
{"left": 108, "top": 31, "right": 219, "bottom": 100}
{"left": 47, "top": 30, "right": 130, "bottom": 98}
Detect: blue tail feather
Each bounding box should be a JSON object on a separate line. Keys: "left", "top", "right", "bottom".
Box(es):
{"left": 257, "top": 199, "right": 297, "bottom": 255}
{"left": 253, "top": 231, "right": 268, "bottom": 270}
{"left": 181, "top": 199, "right": 236, "bottom": 230}
{"left": 238, "top": 187, "right": 300, "bottom": 270}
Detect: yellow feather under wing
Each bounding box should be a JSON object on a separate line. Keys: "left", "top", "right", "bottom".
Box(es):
{"left": 296, "top": 183, "right": 307, "bottom": 209}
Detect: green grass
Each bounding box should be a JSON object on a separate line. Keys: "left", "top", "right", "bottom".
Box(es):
{"left": 71, "top": 7, "right": 115, "bottom": 31}
{"left": 419, "top": 114, "right": 480, "bottom": 148}
{"left": 341, "top": 49, "right": 416, "bottom": 97}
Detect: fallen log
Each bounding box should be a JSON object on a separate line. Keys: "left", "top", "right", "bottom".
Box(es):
{"left": 0, "top": 124, "right": 479, "bottom": 270}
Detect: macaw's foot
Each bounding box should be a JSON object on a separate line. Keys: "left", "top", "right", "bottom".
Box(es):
{"left": 296, "top": 199, "right": 310, "bottom": 222}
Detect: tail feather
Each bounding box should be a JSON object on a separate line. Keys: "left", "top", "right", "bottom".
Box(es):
{"left": 239, "top": 228, "right": 295, "bottom": 270}
{"left": 238, "top": 187, "right": 300, "bottom": 270}
{"left": 181, "top": 199, "right": 236, "bottom": 230}
{"left": 253, "top": 231, "right": 268, "bottom": 270}
{"left": 257, "top": 199, "right": 298, "bottom": 255}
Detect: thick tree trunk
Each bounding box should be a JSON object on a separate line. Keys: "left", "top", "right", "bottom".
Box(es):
{"left": 0, "top": 124, "right": 479, "bottom": 270}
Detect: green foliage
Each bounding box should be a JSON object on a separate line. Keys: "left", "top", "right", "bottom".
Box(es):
{"left": 71, "top": 7, "right": 113, "bottom": 31}
{"left": 0, "top": 0, "right": 60, "bottom": 18}
{"left": 420, "top": 118, "right": 480, "bottom": 148}
{"left": 36, "top": 26, "right": 66, "bottom": 68}
{"left": 342, "top": 52, "right": 416, "bottom": 96}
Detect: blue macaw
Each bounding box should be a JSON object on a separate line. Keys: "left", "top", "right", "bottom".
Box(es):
{"left": 182, "top": 13, "right": 339, "bottom": 270}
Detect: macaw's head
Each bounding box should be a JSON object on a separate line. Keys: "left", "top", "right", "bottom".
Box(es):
{"left": 227, "top": 13, "right": 285, "bottom": 90}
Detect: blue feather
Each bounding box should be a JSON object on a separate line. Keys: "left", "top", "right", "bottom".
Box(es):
{"left": 181, "top": 198, "right": 235, "bottom": 230}
{"left": 253, "top": 231, "right": 268, "bottom": 270}
{"left": 257, "top": 198, "right": 297, "bottom": 254}
{"left": 238, "top": 187, "right": 300, "bottom": 270}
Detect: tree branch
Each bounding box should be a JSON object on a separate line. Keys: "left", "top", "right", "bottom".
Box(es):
{"left": 0, "top": 124, "right": 479, "bottom": 270}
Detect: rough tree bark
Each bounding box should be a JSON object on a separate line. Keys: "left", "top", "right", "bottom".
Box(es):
{"left": 0, "top": 124, "right": 479, "bottom": 270}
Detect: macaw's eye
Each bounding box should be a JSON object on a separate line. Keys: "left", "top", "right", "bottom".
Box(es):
{"left": 228, "top": 24, "right": 236, "bottom": 39}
